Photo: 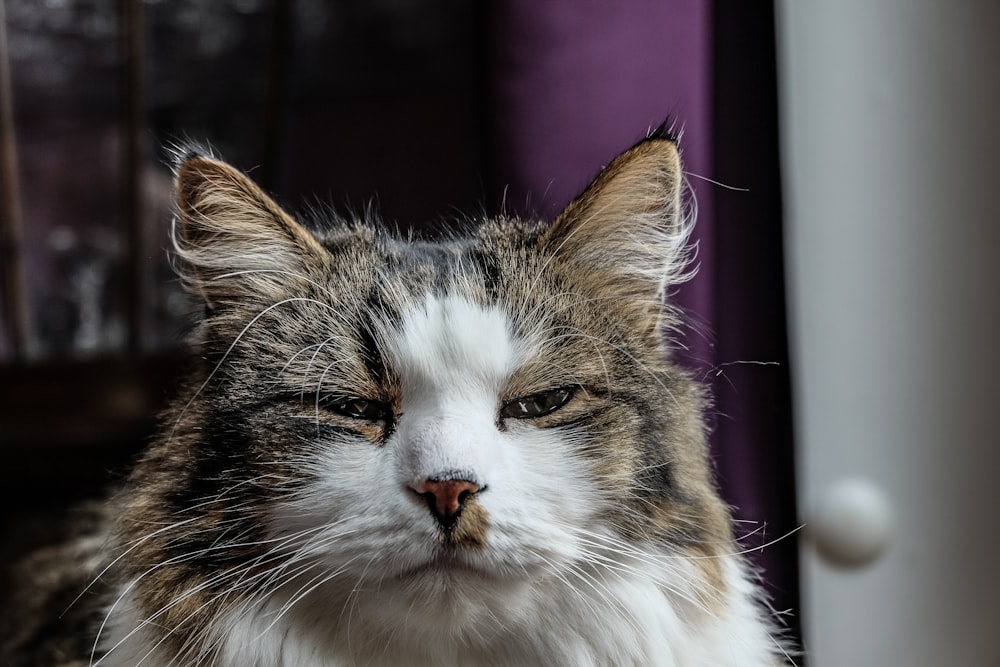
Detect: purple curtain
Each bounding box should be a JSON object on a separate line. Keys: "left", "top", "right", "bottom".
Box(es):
{"left": 490, "top": 0, "right": 799, "bottom": 627}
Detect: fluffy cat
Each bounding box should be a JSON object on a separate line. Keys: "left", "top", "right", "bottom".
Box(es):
{"left": 2, "top": 128, "right": 790, "bottom": 665}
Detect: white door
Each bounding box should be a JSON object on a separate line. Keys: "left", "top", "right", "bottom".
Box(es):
{"left": 775, "top": 2, "right": 1000, "bottom": 665}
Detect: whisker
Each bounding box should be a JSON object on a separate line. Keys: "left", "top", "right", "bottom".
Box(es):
{"left": 166, "top": 295, "right": 343, "bottom": 445}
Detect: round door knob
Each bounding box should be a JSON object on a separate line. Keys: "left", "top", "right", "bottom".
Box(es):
{"left": 811, "top": 477, "right": 892, "bottom": 568}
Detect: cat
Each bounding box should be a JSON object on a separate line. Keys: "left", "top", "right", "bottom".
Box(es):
{"left": 1, "top": 126, "right": 791, "bottom": 666}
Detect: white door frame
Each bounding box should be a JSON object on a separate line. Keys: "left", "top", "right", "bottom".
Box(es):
{"left": 775, "top": 2, "right": 1000, "bottom": 665}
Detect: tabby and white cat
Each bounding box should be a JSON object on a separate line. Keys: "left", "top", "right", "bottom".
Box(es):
{"left": 3, "top": 128, "right": 789, "bottom": 665}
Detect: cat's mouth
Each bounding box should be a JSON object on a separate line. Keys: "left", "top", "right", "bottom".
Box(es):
{"left": 397, "top": 548, "right": 494, "bottom": 582}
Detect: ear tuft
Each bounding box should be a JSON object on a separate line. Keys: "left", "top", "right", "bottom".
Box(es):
{"left": 645, "top": 117, "right": 683, "bottom": 144}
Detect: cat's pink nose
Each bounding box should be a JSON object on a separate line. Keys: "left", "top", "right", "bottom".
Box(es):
{"left": 411, "top": 477, "right": 481, "bottom": 528}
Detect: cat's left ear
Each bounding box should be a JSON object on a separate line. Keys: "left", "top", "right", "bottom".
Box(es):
{"left": 541, "top": 130, "right": 692, "bottom": 329}
{"left": 174, "top": 151, "right": 327, "bottom": 310}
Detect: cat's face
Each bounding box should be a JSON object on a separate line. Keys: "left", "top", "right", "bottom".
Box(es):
{"left": 267, "top": 290, "right": 606, "bottom": 617}
{"left": 119, "top": 135, "right": 732, "bottom": 645}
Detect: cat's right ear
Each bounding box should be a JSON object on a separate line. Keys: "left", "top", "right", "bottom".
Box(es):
{"left": 173, "top": 151, "right": 327, "bottom": 310}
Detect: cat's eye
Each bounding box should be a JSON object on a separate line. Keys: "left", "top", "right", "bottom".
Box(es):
{"left": 327, "top": 397, "right": 391, "bottom": 422}
{"left": 500, "top": 387, "right": 576, "bottom": 420}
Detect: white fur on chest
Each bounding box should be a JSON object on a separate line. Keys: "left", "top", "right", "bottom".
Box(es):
{"left": 101, "top": 556, "right": 778, "bottom": 666}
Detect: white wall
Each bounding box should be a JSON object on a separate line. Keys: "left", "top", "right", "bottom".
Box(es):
{"left": 775, "top": 2, "right": 1000, "bottom": 665}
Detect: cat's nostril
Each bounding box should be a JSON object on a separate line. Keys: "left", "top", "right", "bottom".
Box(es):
{"left": 410, "top": 477, "right": 481, "bottom": 527}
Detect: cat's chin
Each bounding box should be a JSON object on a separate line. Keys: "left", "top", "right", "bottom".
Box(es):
{"left": 377, "top": 547, "right": 539, "bottom": 619}
{"left": 393, "top": 548, "right": 516, "bottom": 594}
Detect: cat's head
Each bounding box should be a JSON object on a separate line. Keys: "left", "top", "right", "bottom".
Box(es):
{"left": 123, "top": 130, "right": 732, "bottom": 643}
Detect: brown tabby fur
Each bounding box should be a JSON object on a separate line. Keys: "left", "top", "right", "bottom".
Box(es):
{"left": 1, "top": 127, "right": 783, "bottom": 665}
